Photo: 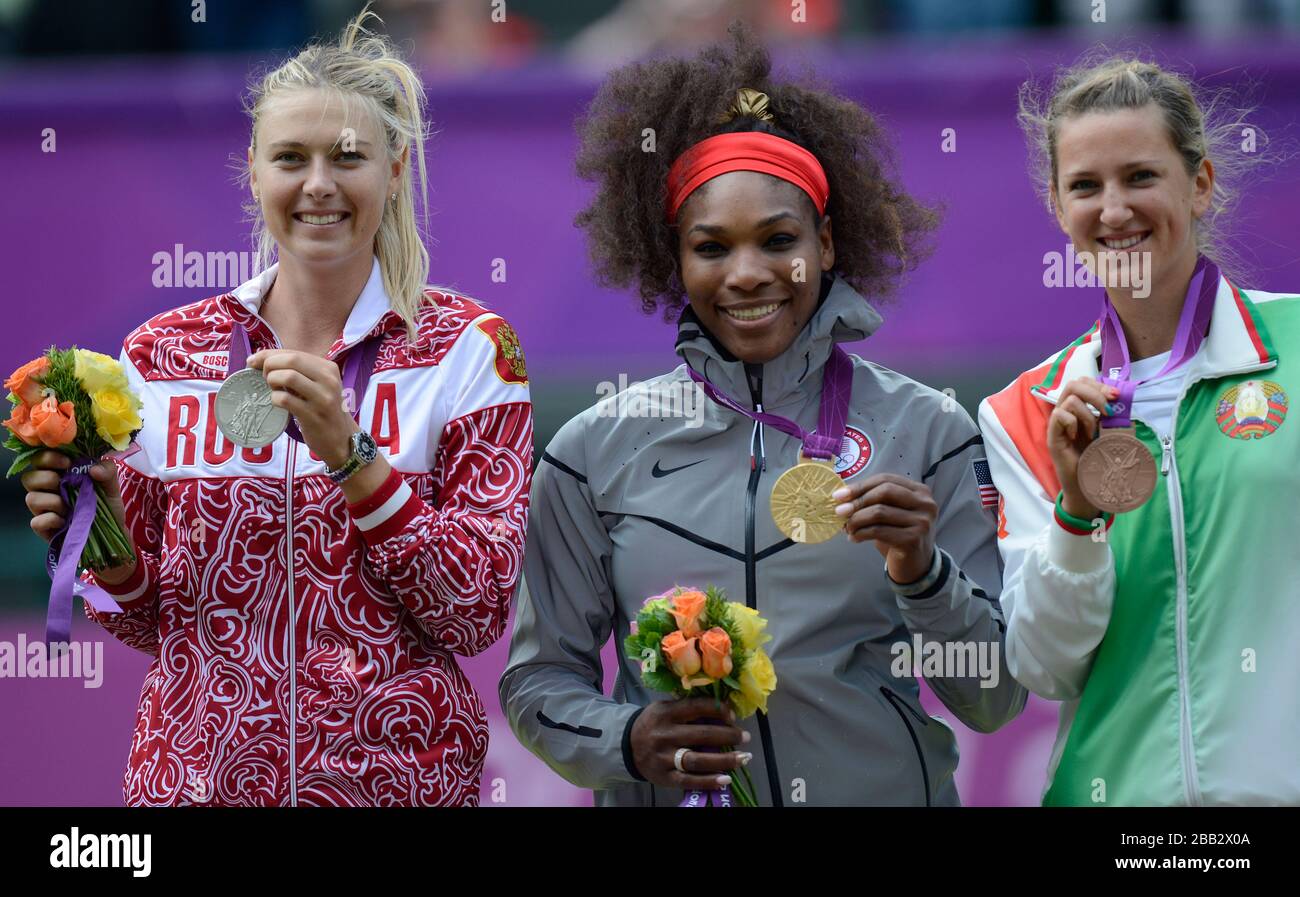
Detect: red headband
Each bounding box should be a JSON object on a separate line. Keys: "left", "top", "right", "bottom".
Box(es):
{"left": 664, "top": 131, "right": 830, "bottom": 223}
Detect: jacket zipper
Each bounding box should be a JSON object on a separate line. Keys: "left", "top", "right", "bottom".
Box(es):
{"left": 1156, "top": 357, "right": 1273, "bottom": 806}
{"left": 249, "top": 310, "right": 300, "bottom": 807}
{"left": 743, "top": 364, "right": 783, "bottom": 808}
{"left": 285, "top": 438, "right": 298, "bottom": 806}
{"left": 252, "top": 313, "right": 381, "bottom": 807}
{"left": 880, "top": 686, "right": 931, "bottom": 806}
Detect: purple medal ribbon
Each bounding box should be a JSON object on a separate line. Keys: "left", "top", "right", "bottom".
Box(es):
{"left": 678, "top": 780, "right": 734, "bottom": 808}
{"left": 1098, "top": 256, "right": 1219, "bottom": 428}
{"left": 227, "top": 319, "right": 385, "bottom": 441}
{"left": 43, "top": 446, "right": 142, "bottom": 653}
{"left": 687, "top": 345, "right": 854, "bottom": 461}
{"left": 676, "top": 724, "right": 737, "bottom": 808}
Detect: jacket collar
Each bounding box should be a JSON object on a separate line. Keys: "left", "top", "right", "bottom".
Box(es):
{"left": 222, "top": 255, "right": 405, "bottom": 356}
{"left": 675, "top": 275, "right": 883, "bottom": 409}
{"left": 1031, "top": 275, "right": 1279, "bottom": 406}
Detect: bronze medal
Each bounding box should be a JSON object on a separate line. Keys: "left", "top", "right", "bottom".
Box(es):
{"left": 1076, "top": 428, "right": 1157, "bottom": 514}
{"left": 770, "top": 456, "right": 844, "bottom": 544}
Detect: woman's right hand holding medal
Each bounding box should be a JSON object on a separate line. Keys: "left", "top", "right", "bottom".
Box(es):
{"left": 1047, "top": 377, "right": 1120, "bottom": 521}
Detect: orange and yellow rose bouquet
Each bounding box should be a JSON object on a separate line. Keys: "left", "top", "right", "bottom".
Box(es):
{"left": 3, "top": 348, "right": 143, "bottom": 573}
{"left": 623, "top": 584, "right": 777, "bottom": 806}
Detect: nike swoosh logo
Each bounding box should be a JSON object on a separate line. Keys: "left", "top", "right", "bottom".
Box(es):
{"left": 652, "top": 459, "right": 707, "bottom": 478}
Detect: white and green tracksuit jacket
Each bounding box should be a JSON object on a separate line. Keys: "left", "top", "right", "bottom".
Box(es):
{"left": 978, "top": 275, "right": 1300, "bottom": 806}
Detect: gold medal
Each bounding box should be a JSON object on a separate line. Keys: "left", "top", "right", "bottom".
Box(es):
{"left": 1077, "top": 428, "right": 1158, "bottom": 514}
{"left": 770, "top": 456, "right": 844, "bottom": 544}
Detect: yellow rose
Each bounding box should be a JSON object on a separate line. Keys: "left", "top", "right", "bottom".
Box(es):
{"left": 729, "top": 603, "right": 771, "bottom": 651}
{"left": 75, "top": 349, "right": 130, "bottom": 395}
{"left": 91, "top": 388, "right": 142, "bottom": 450}
{"left": 729, "top": 649, "right": 777, "bottom": 719}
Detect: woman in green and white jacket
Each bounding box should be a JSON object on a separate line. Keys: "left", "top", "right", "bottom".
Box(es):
{"left": 979, "top": 56, "right": 1299, "bottom": 806}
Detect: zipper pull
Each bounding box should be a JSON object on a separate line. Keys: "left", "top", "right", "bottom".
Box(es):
{"left": 1161, "top": 436, "right": 1172, "bottom": 476}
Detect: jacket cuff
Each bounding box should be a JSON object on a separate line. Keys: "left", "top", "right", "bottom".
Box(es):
{"left": 1046, "top": 520, "right": 1111, "bottom": 574}
{"left": 86, "top": 558, "right": 151, "bottom": 607}
{"left": 621, "top": 705, "right": 648, "bottom": 782}
{"left": 888, "top": 548, "right": 951, "bottom": 600}
{"left": 346, "top": 467, "right": 424, "bottom": 546}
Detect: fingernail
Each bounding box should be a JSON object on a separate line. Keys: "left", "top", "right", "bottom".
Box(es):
{"left": 738, "top": 752, "right": 753, "bottom": 766}
{"left": 1104, "top": 403, "right": 1115, "bottom": 415}
{"left": 835, "top": 502, "right": 853, "bottom": 516}
{"left": 741, "top": 731, "right": 751, "bottom": 744}
{"left": 831, "top": 488, "right": 849, "bottom": 501}
{"left": 715, "top": 775, "right": 731, "bottom": 786}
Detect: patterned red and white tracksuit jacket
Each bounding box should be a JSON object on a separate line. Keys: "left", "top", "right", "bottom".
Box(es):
{"left": 80, "top": 258, "right": 533, "bottom": 806}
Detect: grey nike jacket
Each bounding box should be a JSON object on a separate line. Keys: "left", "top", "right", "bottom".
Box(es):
{"left": 500, "top": 276, "right": 1027, "bottom": 806}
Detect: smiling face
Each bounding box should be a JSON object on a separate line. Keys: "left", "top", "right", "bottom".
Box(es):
{"left": 247, "top": 88, "right": 401, "bottom": 268}
{"left": 1051, "top": 104, "right": 1213, "bottom": 298}
{"left": 676, "top": 171, "right": 834, "bottom": 364}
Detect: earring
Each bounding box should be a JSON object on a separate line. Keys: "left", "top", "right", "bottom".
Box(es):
{"left": 390, "top": 193, "right": 397, "bottom": 201}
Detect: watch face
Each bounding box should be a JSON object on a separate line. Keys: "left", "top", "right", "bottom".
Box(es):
{"left": 356, "top": 431, "right": 379, "bottom": 463}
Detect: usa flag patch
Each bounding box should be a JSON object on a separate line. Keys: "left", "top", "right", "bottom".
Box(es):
{"left": 973, "top": 459, "right": 999, "bottom": 510}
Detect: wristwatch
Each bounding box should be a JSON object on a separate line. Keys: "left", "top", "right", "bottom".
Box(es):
{"left": 326, "top": 430, "right": 379, "bottom": 484}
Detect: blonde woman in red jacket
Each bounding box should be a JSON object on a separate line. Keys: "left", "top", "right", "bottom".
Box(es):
{"left": 18, "top": 8, "right": 532, "bottom": 806}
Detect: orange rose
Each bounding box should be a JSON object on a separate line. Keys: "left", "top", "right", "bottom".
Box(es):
{"left": 28, "top": 395, "right": 78, "bottom": 447}
{"left": 3, "top": 401, "right": 42, "bottom": 446}
{"left": 5, "top": 356, "right": 49, "bottom": 406}
{"left": 669, "top": 590, "right": 707, "bottom": 639}
{"left": 699, "top": 627, "right": 733, "bottom": 680}
{"left": 661, "top": 630, "right": 702, "bottom": 679}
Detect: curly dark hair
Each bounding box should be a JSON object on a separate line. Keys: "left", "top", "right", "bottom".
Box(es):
{"left": 574, "top": 23, "right": 940, "bottom": 318}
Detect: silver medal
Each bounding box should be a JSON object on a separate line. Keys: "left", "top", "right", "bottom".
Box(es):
{"left": 215, "top": 368, "right": 290, "bottom": 448}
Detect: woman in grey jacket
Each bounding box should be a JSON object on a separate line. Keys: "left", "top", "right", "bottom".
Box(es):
{"left": 500, "top": 28, "right": 1026, "bottom": 806}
